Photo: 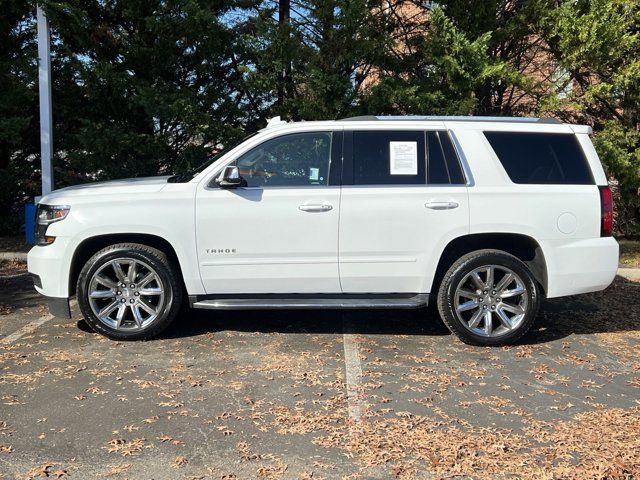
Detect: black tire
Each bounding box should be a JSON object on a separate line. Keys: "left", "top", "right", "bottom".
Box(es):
{"left": 77, "top": 243, "right": 183, "bottom": 340}
{"left": 437, "top": 249, "right": 541, "bottom": 346}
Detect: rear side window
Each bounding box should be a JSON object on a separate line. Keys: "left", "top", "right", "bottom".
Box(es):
{"left": 484, "top": 132, "right": 594, "bottom": 185}
{"left": 353, "top": 131, "right": 426, "bottom": 185}
{"left": 427, "top": 131, "right": 466, "bottom": 184}
{"left": 350, "top": 130, "right": 466, "bottom": 186}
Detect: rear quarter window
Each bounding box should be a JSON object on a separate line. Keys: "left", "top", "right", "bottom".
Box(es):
{"left": 484, "top": 132, "right": 594, "bottom": 185}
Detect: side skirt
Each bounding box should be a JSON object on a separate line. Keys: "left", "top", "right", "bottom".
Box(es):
{"left": 189, "top": 293, "right": 429, "bottom": 310}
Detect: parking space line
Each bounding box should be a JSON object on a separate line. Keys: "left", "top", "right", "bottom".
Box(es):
{"left": 343, "top": 314, "right": 364, "bottom": 422}
{"left": 1, "top": 314, "right": 54, "bottom": 344}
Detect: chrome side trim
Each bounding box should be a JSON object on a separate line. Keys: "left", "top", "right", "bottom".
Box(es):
{"left": 339, "top": 256, "right": 417, "bottom": 264}
{"left": 191, "top": 294, "right": 429, "bottom": 310}
{"left": 201, "top": 257, "right": 336, "bottom": 267}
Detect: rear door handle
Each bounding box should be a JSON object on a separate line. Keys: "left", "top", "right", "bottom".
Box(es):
{"left": 299, "top": 203, "right": 333, "bottom": 212}
{"left": 425, "top": 201, "right": 459, "bottom": 210}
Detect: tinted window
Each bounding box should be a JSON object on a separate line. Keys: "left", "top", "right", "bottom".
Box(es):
{"left": 353, "top": 131, "right": 426, "bottom": 185}
{"left": 427, "top": 131, "right": 465, "bottom": 184}
{"left": 484, "top": 132, "right": 593, "bottom": 185}
{"left": 233, "top": 132, "right": 332, "bottom": 187}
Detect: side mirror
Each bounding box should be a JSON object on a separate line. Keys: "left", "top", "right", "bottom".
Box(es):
{"left": 218, "top": 166, "right": 246, "bottom": 188}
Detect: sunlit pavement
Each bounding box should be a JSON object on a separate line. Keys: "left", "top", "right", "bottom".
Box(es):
{"left": 1, "top": 263, "right": 639, "bottom": 479}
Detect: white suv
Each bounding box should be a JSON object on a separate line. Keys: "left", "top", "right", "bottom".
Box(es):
{"left": 27, "top": 116, "right": 619, "bottom": 345}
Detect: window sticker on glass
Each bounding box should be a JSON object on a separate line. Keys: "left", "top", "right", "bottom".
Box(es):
{"left": 309, "top": 167, "right": 320, "bottom": 181}
{"left": 389, "top": 141, "right": 418, "bottom": 175}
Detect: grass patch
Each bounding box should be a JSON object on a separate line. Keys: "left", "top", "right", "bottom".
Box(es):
{"left": 619, "top": 239, "right": 640, "bottom": 268}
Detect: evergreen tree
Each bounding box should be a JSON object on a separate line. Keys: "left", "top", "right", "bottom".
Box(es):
{"left": 0, "top": 1, "right": 38, "bottom": 232}
{"left": 0, "top": 0, "right": 637, "bottom": 236}
{"left": 43, "top": 0, "right": 258, "bottom": 180}
{"left": 240, "top": 0, "right": 387, "bottom": 120}
{"left": 359, "top": 6, "right": 514, "bottom": 115}
{"left": 543, "top": 0, "right": 640, "bottom": 234}
{"left": 439, "top": 0, "right": 553, "bottom": 115}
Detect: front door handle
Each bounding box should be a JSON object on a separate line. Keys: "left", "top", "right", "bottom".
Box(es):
{"left": 425, "top": 201, "right": 459, "bottom": 210}
{"left": 299, "top": 203, "right": 333, "bottom": 212}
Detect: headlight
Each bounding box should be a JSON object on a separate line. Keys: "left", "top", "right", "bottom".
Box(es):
{"left": 34, "top": 204, "right": 70, "bottom": 246}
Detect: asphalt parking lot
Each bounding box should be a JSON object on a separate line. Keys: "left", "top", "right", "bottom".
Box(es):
{"left": 0, "top": 260, "right": 639, "bottom": 479}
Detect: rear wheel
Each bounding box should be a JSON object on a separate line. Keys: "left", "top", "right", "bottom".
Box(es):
{"left": 77, "top": 243, "right": 182, "bottom": 340}
{"left": 437, "top": 249, "right": 540, "bottom": 346}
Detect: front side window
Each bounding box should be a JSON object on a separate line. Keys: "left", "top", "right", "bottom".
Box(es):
{"left": 232, "top": 132, "right": 332, "bottom": 187}
{"left": 484, "top": 131, "right": 594, "bottom": 185}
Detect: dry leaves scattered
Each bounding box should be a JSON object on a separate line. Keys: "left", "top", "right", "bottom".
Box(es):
{"left": 24, "top": 463, "right": 67, "bottom": 479}
{"left": 104, "top": 438, "right": 146, "bottom": 457}
{"left": 237, "top": 441, "right": 262, "bottom": 461}
{"left": 2, "top": 274, "right": 639, "bottom": 479}
{"left": 102, "top": 463, "right": 131, "bottom": 477}
{"left": 256, "top": 461, "right": 288, "bottom": 478}
{"left": 524, "top": 407, "right": 640, "bottom": 479}
{"left": 0, "top": 259, "right": 26, "bottom": 277}
{"left": 158, "top": 434, "right": 185, "bottom": 445}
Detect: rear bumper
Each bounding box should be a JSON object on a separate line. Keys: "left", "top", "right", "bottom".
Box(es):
{"left": 544, "top": 236, "right": 619, "bottom": 298}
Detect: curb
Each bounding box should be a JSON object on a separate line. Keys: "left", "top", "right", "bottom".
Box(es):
{"left": 0, "top": 252, "right": 28, "bottom": 261}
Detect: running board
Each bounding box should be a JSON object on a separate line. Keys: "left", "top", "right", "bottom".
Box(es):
{"left": 190, "top": 294, "right": 428, "bottom": 310}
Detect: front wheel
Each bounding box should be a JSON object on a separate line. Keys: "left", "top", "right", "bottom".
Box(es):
{"left": 437, "top": 249, "right": 541, "bottom": 346}
{"left": 77, "top": 243, "right": 182, "bottom": 340}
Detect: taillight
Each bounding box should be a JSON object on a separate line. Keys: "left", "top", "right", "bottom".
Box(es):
{"left": 599, "top": 186, "right": 613, "bottom": 237}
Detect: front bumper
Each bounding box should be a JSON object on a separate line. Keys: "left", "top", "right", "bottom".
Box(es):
{"left": 28, "top": 239, "right": 73, "bottom": 318}
{"left": 27, "top": 239, "right": 72, "bottom": 298}
{"left": 28, "top": 273, "right": 72, "bottom": 319}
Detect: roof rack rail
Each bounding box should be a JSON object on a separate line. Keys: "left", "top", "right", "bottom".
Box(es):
{"left": 340, "top": 115, "right": 562, "bottom": 124}
{"left": 341, "top": 115, "right": 379, "bottom": 121}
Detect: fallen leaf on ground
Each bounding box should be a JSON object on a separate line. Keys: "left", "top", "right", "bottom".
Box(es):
{"left": 173, "top": 455, "right": 188, "bottom": 467}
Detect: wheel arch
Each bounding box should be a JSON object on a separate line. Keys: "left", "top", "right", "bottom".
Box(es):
{"left": 69, "top": 233, "right": 185, "bottom": 297}
{"left": 430, "top": 233, "right": 548, "bottom": 296}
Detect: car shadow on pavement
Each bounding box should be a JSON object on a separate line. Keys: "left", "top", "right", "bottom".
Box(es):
{"left": 72, "top": 275, "right": 639, "bottom": 344}
{"left": 522, "top": 275, "right": 640, "bottom": 344}
{"left": 0, "top": 272, "right": 42, "bottom": 312}
{"left": 159, "top": 305, "right": 452, "bottom": 339}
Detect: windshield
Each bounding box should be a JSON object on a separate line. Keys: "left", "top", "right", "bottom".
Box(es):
{"left": 167, "top": 132, "right": 259, "bottom": 183}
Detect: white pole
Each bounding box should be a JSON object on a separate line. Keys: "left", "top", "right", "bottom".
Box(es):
{"left": 37, "top": 5, "right": 53, "bottom": 195}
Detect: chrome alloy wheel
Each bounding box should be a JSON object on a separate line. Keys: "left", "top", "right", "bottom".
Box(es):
{"left": 87, "top": 258, "right": 167, "bottom": 331}
{"left": 453, "top": 265, "right": 528, "bottom": 338}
